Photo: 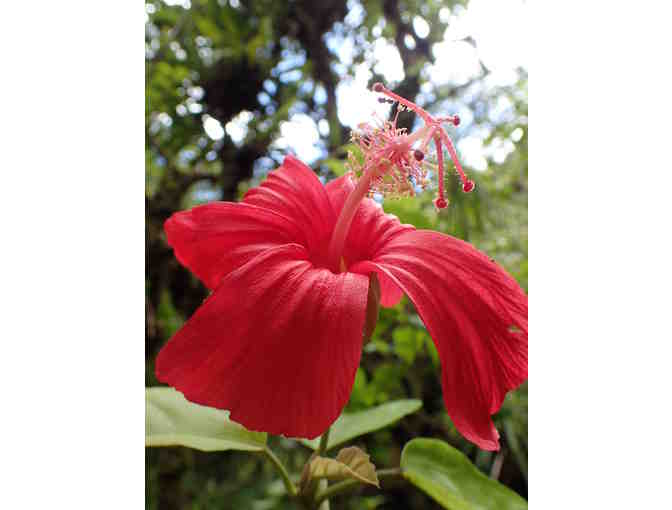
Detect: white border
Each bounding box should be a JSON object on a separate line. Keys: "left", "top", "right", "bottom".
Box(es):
{"left": 530, "top": 1, "right": 672, "bottom": 507}
{"left": 1, "top": 2, "right": 145, "bottom": 507}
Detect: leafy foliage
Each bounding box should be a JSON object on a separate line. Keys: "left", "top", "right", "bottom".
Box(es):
{"left": 301, "top": 447, "right": 380, "bottom": 489}
{"left": 401, "top": 438, "right": 527, "bottom": 509}
{"left": 300, "top": 400, "right": 423, "bottom": 451}
{"left": 146, "top": 387, "right": 267, "bottom": 452}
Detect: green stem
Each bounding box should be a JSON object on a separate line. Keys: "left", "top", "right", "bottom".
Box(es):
{"left": 314, "top": 468, "right": 403, "bottom": 506}
{"left": 316, "top": 480, "right": 330, "bottom": 510}
{"left": 317, "top": 427, "right": 331, "bottom": 456}
{"left": 299, "top": 427, "right": 332, "bottom": 509}
{"left": 314, "top": 479, "right": 359, "bottom": 505}
{"left": 262, "top": 446, "right": 298, "bottom": 498}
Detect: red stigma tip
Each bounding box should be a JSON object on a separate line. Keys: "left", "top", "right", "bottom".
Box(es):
{"left": 462, "top": 180, "right": 475, "bottom": 193}
{"left": 453, "top": 115, "right": 460, "bottom": 126}
{"left": 433, "top": 197, "right": 448, "bottom": 209}
{"left": 413, "top": 149, "right": 424, "bottom": 161}
{"left": 372, "top": 82, "right": 384, "bottom": 93}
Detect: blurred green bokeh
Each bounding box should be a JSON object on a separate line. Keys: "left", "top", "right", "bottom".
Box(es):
{"left": 146, "top": 0, "right": 527, "bottom": 508}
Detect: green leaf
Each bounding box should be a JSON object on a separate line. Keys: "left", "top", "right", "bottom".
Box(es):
{"left": 300, "top": 399, "right": 422, "bottom": 451}
{"left": 146, "top": 387, "right": 267, "bottom": 452}
{"left": 401, "top": 438, "right": 527, "bottom": 510}
{"left": 322, "top": 157, "right": 347, "bottom": 177}
{"left": 392, "top": 326, "right": 424, "bottom": 364}
{"left": 300, "top": 446, "right": 380, "bottom": 491}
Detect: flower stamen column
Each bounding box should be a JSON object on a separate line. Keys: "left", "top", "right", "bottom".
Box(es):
{"left": 327, "top": 82, "right": 474, "bottom": 272}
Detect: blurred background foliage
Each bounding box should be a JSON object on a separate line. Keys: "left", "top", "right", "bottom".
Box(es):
{"left": 146, "top": 0, "right": 527, "bottom": 508}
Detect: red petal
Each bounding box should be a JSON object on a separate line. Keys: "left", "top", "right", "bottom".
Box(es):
{"left": 244, "top": 156, "right": 335, "bottom": 257}
{"left": 155, "top": 244, "right": 369, "bottom": 439}
{"left": 165, "top": 202, "right": 300, "bottom": 290}
{"left": 326, "top": 174, "right": 412, "bottom": 306}
{"left": 350, "top": 230, "right": 527, "bottom": 450}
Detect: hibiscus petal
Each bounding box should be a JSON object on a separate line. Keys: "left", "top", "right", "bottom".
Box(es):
{"left": 350, "top": 230, "right": 527, "bottom": 450}
{"left": 244, "top": 156, "right": 335, "bottom": 256}
{"left": 164, "top": 202, "right": 300, "bottom": 290}
{"left": 326, "top": 174, "right": 413, "bottom": 307}
{"left": 155, "top": 243, "right": 370, "bottom": 439}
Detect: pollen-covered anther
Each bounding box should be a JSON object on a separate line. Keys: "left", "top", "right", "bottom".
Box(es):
{"left": 348, "top": 86, "right": 474, "bottom": 206}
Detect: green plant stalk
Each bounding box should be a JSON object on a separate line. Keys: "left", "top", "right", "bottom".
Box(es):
{"left": 316, "top": 480, "right": 330, "bottom": 510}
{"left": 262, "top": 446, "right": 298, "bottom": 497}
{"left": 314, "top": 468, "right": 403, "bottom": 506}
{"left": 300, "top": 426, "right": 332, "bottom": 509}
{"left": 317, "top": 427, "right": 331, "bottom": 455}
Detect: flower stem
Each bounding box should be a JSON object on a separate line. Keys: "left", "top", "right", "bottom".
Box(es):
{"left": 314, "top": 468, "right": 403, "bottom": 506}
{"left": 262, "top": 446, "right": 298, "bottom": 497}
{"left": 317, "top": 427, "right": 331, "bottom": 456}
{"left": 315, "top": 480, "right": 330, "bottom": 510}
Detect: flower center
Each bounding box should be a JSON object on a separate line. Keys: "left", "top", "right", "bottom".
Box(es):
{"left": 326, "top": 82, "right": 474, "bottom": 273}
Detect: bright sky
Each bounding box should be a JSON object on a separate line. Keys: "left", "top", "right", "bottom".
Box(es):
{"left": 200, "top": 0, "right": 528, "bottom": 169}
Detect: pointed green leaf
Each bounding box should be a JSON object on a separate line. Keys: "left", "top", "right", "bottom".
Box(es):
{"left": 300, "top": 399, "right": 422, "bottom": 451}
{"left": 146, "top": 387, "right": 267, "bottom": 452}
{"left": 300, "top": 447, "right": 379, "bottom": 491}
{"left": 401, "top": 438, "right": 527, "bottom": 510}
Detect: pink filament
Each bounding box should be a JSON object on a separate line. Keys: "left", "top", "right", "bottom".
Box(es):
{"left": 437, "top": 129, "right": 474, "bottom": 193}
{"left": 375, "top": 82, "right": 473, "bottom": 194}
{"left": 373, "top": 83, "right": 434, "bottom": 125}
{"left": 434, "top": 135, "right": 447, "bottom": 209}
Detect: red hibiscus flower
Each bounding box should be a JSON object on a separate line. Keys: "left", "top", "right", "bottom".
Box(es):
{"left": 156, "top": 85, "right": 527, "bottom": 451}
